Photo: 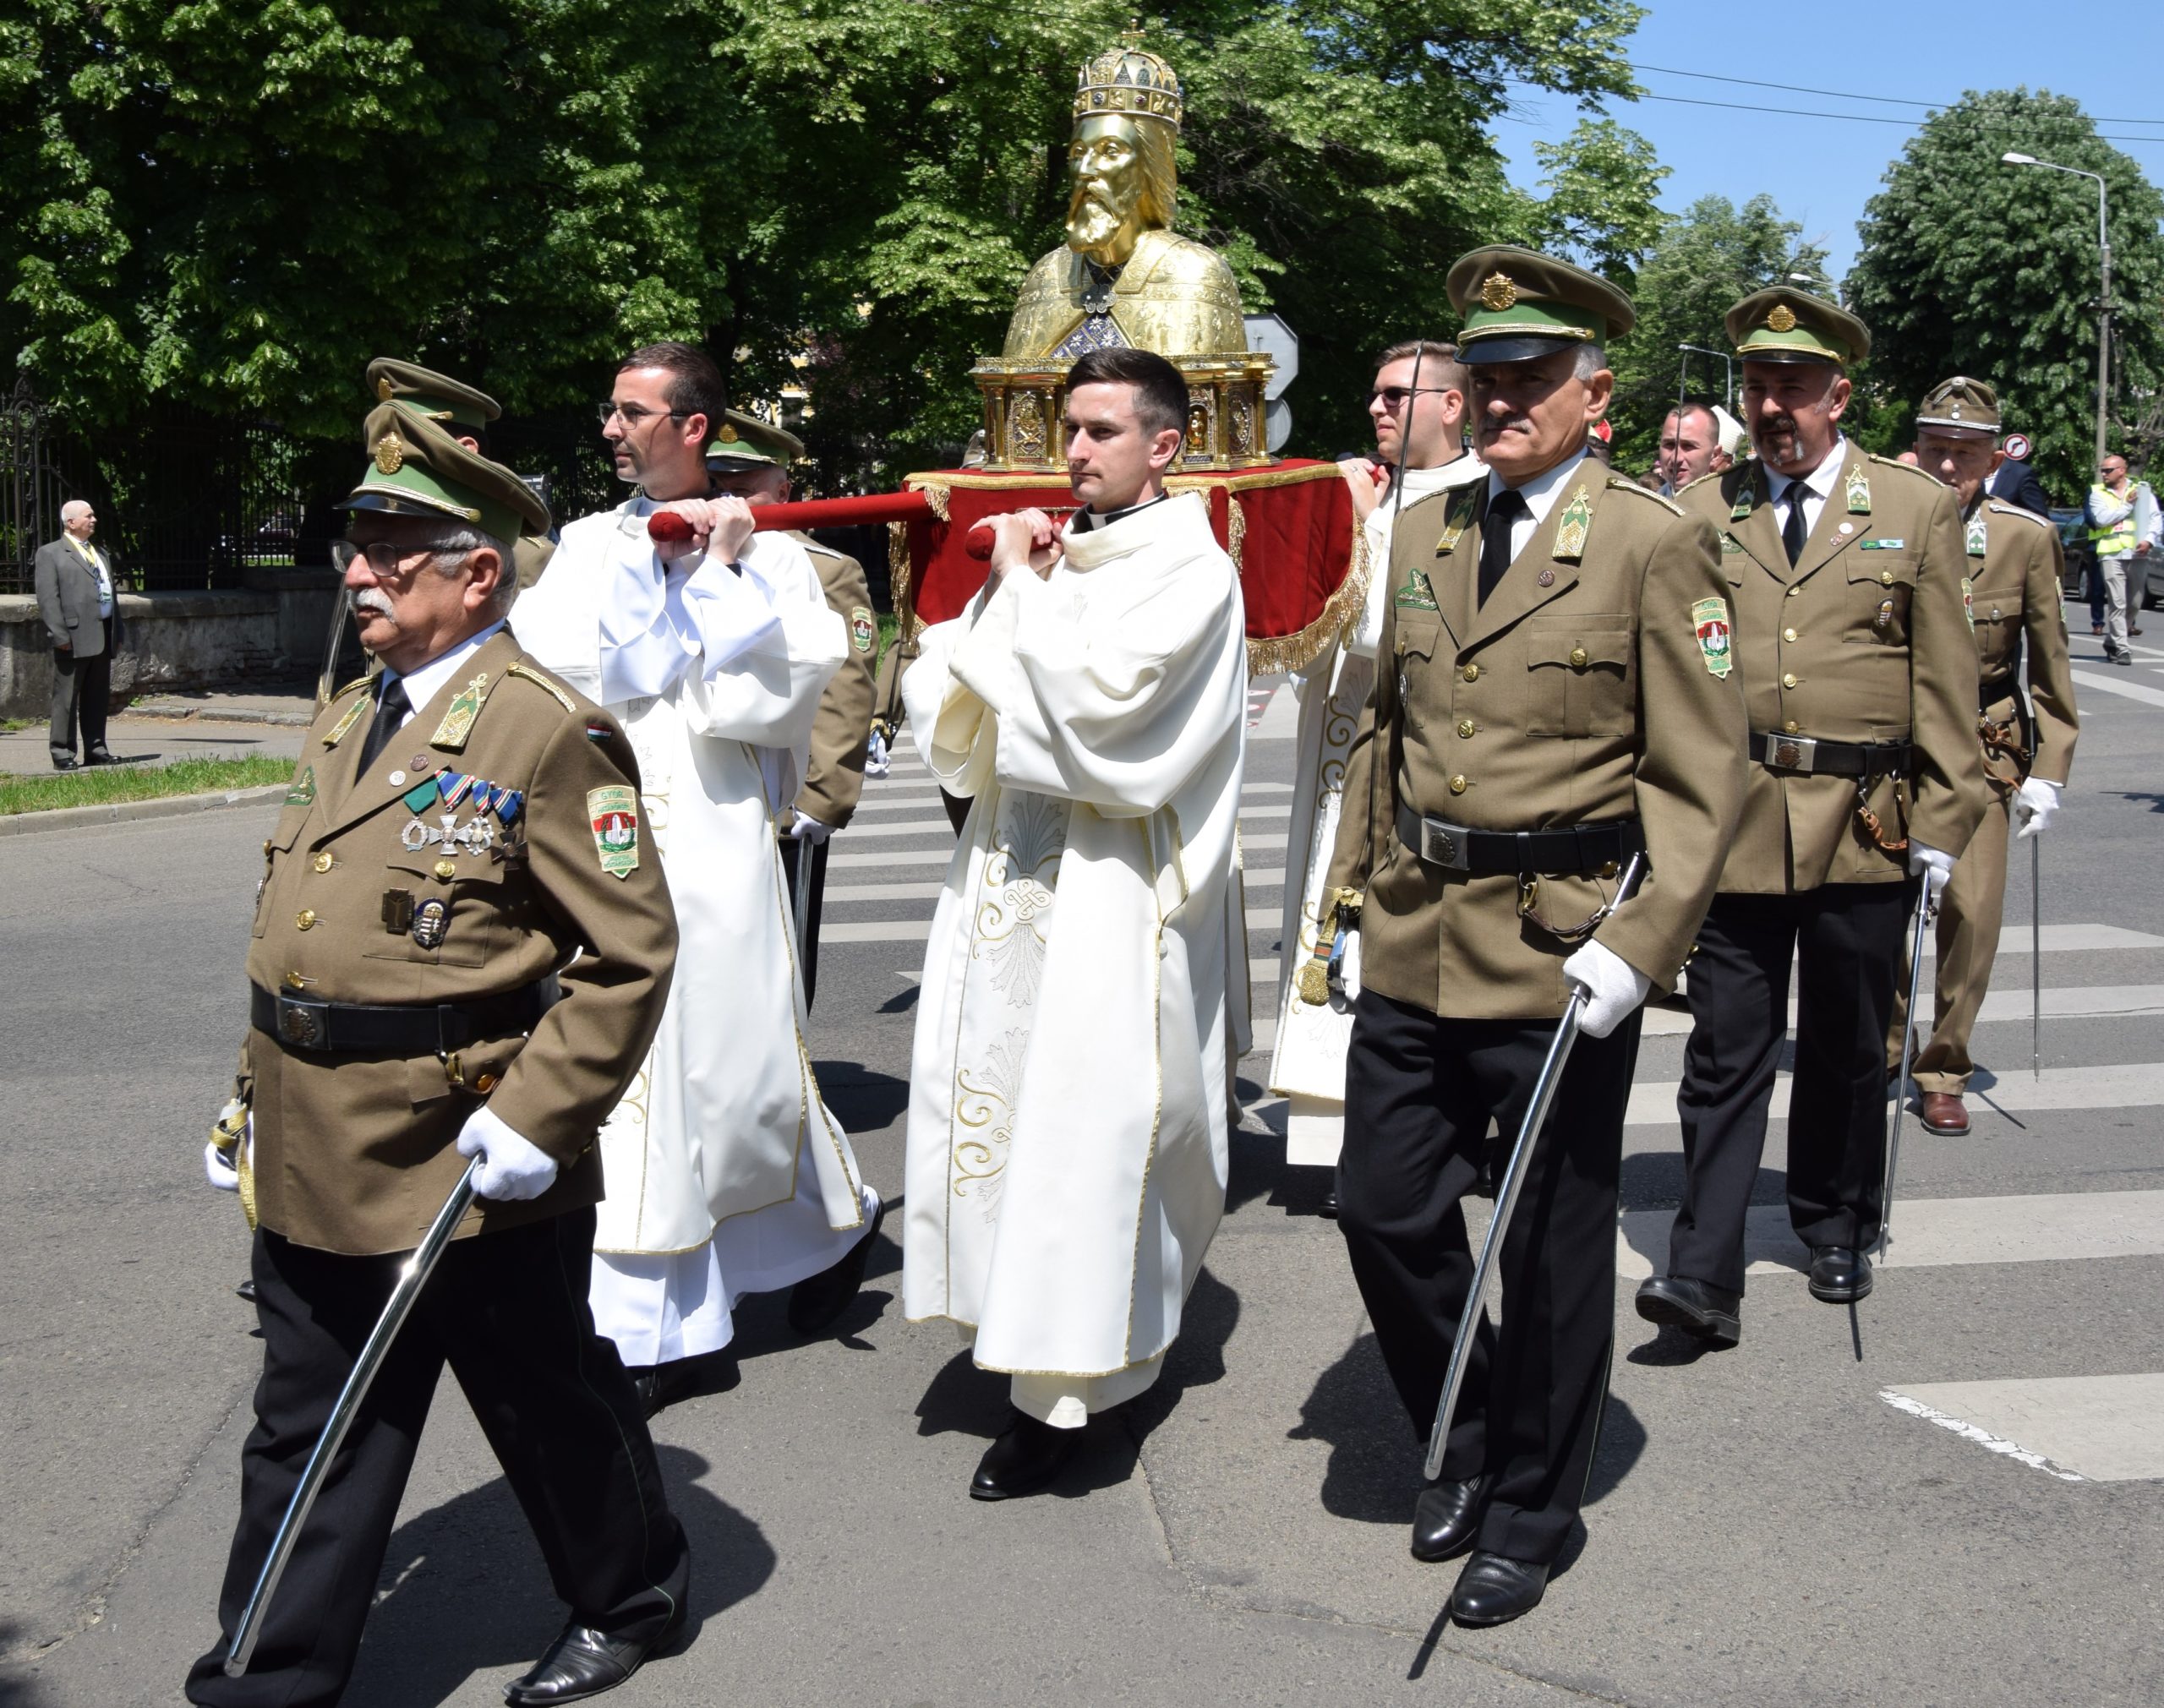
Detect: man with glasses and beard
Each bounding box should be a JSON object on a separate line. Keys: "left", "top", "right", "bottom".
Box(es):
{"left": 1636, "top": 291, "right": 1987, "bottom": 1348}
{"left": 511, "top": 342, "right": 884, "bottom": 1417}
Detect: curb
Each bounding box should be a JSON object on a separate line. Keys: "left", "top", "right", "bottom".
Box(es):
{"left": 0, "top": 783, "right": 287, "bottom": 838}
{"left": 126, "top": 702, "right": 316, "bottom": 728}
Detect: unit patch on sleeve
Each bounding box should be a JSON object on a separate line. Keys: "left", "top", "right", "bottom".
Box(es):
{"left": 849, "top": 606, "right": 877, "bottom": 653}
{"left": 587, "top": 786, "right": 642, "bottom": 879}
{"left": 1691, "top": 597, "right": 1735, "bottom": 679}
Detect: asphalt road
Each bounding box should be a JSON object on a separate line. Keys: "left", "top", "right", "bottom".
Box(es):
{"left": 3, "top": 619, "right": 2161, "bottom": 1706}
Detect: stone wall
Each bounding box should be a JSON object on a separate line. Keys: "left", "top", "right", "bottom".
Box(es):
{"left": 0, "top": 571, "right": 343, "bottom": 719}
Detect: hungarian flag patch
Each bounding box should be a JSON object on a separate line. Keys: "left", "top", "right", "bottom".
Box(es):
{"left": 1692, "top": 597, "right": 1734, "bottom": 679}
{"left": 587, "top": 786, "right": 641, "bottom": 879}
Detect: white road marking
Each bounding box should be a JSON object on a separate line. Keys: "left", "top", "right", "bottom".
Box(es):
{"left": 1883, "top": 1376, "right": 2164, "bottom": 1482}
{"left": 1990, "top": 923, "right": 2164, "bottom": 955}
{"left": 1624, "top": 1061, "right": 2164, "bottom": 1126}
{"left": 2069, "top": 668, "right": 2164, "bottom": 710}
{"left": 1877, "top": 1392, "right": 2085, "bottom": 1482}
{"left": 828, "top": 905, "right": 1289, "bottom": 944}
{"left": 1616, "top": 1188, "right": 2164, "bottom": 1279}
{"left": 1641, "top": 981, "right": 2164, "bottom": 1037}
{"left": 838, "top": 804, "right": 1292, "bottom": 842}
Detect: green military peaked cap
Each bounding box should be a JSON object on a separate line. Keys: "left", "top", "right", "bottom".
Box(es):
{"left": 364, "top": 357, "right": 502, "bottom": 431}
{"left": 1915, "top": 374, "right": 2001, "bottom": 435}
{"left": 1445, "top": 245, "right": 1635, "bottom": 364}
{"left": 1726, "top": 287, "right": 1871, "bottom": 367}
{"left": 338, "top": 402, "right": 549, "bottom": 548}
{"left": 705, "top": 408, "right": 805, "bottom": 471}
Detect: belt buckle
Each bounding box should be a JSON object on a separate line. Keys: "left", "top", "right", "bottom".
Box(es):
{"left": 1770, "top": 735, "right": 1817, "bottom": 773}
{"left": 1420, "top": 819, "right": 1466, "bottom": 870}
{"left": 275, "top": 995, "right": 328, "bottom": 1050}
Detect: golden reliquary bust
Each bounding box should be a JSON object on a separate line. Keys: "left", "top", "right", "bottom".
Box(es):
{"left": 1002, "top": 36, "right": 1247, "bottom": 360}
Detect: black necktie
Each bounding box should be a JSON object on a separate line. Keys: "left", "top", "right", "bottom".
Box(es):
{"left": 357, "top": 678, "right": 411, "bottom": 775}
{"left": 1781, "top": 489, "right": 1809, "bottom": 567}
{"left": 1478, "top": 488, "right": 1528, "bottom": 606}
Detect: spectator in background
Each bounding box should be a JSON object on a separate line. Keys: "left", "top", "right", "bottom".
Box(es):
{"left": 34, "top": 500, "right": 121, "bottom": 771}
{"left": 2086, "top": 452, "right": 2160, "bottom": 665}
{"left": 1654, "top": 398, "right": 1734, "bottom": 496}
{"left": 1986, "top": 448, "right": 2052, "bottom": 517}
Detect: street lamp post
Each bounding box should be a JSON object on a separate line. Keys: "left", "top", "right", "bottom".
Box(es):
{"left": 2003, "top": 151, "right": 2111, "bottom": 476}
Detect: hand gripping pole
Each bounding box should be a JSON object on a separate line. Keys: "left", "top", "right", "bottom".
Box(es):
{"left": 223, "top": 1160, "right": 482, "bottom": 1676}
{"left": 1422, "top": 853, "right": 1646, "bottom": 1482}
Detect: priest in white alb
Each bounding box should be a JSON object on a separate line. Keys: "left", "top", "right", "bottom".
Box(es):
{"left": 1271, "top": 340, "right": 1484, "bottom": 1200}
{"left": 900, "top": 346, "right": 1249, "bottom": 1499}
{"left": 512, "top": 341, "right": 883, "bottom": 1416}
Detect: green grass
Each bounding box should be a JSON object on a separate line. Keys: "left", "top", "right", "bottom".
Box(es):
{"left": 0, "top": 718, "right": 36, "bottom": 734}
{"left": 0, "top": 754, "right": 295, "bottom": 816}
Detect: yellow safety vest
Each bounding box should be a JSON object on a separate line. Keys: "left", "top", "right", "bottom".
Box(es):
{"left": 2089, "top": 484, "right": 2138, "bottom": 557}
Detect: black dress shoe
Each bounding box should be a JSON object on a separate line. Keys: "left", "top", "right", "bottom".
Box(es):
{"left": 970, "top": 1409, "right": 1076, "bottom": 1501}
{"left": 504, "top": 1605, "right": 685, "bottom": 1705}
{"left": 234, "top": 1278, "right": 257, "bottom": 1302}
{"left": 1807, "top": 1245, "right": 1872, "bottom": 1304}
{"left": 85, "top": 749, "right": 118, "bottom": 766}
{"left": 787, "top": 1196, "right": 885, "bottom": 1334}
{"left": 629, "top": 1359, "right": 700, "bottom": 1420}
{"left": 1410, "top": 1473, "right": 1490, "bottom": 1563}
{"left": 51, "top": 756, "right": 80, "bottom": 771}
{"left": 1450, "top": 1551, "right": 1549, "bottom": 1626}
{"left": 1634, "top": 1274, "right": 1741, "bottom": 1346}
{"left": 1317, "top": 1186, "right": 1339, "bottom": 1220}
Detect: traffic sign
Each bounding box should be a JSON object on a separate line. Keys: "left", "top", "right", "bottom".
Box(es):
{"left": 1243, "top": 314, "right": 1298, "bottom": 401}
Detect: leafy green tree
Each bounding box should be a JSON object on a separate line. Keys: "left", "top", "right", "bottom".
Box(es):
{"left": 1849, "top": 89, "right": 2164, "bottom": 497}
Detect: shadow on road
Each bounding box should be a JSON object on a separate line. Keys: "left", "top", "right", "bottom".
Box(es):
{"left": 814, "top": 1060, "right": 910, "bottom": 1133}
{"left": 0, "top": 1623, "right": 56, "bottom": 1708}
{"left": 344, "top": 1445, "right": 772, "bottom": 1708}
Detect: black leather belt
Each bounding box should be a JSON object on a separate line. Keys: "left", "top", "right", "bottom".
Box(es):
{"left": 1979, "top": 671, "right": 2018, "bottom": 709}
{"left": 1395, "top": 805, "right": 1643, "bottom": 875}
{"left": 1747, "top": 731, "right": 1912, "bottom": 778}
{"left": 251, "top": 979, "right": 558, "bottom": 1056}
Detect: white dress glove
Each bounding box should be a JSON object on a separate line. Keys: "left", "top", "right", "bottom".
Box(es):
{"left": 789, "top": 810, "right": 833, "bottom": 845}
{"left": 205, "top": 1140, "right": 241, "bottom": 1192}
{"left": 865, "top": 728, "right": 892, "bottom": 779}
{"left": 455, "top": 1106, "right": 559, "bottom": 1202}
{"left": 1908, "top": 839, "right": 1956, "bottom": 885}
{"left": 2013, "top": 777, "right": 2062, "bottom": 840}
{"left": 1560, "top": 939, "right": 1653, "bottom": 1040}
{"left": 1338, "top": 930, "right": 1363, "bottom": 1001}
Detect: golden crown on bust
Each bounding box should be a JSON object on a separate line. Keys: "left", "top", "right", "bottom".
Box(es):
{"left": 1074, "top": 35, "right": 1183, "bottom": 129}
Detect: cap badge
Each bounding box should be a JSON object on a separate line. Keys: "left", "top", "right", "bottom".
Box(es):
{"left": 375, "top": 375, "right": 395, "bottom": 402}
{"left": 718, "top": 424, "right": 740, "bottom": 443}
{"left": 1767, "top": 304, "right": 1798, "bottom": 333}
{"left": 1478, "top": 271, "right": 1519, "bottom": 313}
{"left": 373, "top": 432, "right": 405, "bottom": 475}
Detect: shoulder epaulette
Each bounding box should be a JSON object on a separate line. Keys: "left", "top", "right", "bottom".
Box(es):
{"left": 1986, "top": 499, "right": 2051, "bottom": 527}
{"left": 1606, "top": 477, "right": 1683, "bottom": 515}
{"left": 1396, "top": 483, "right": 1462, "bottom": 516}
{"left": 505, "top": 660, "right": 577, "bottom": 714}
{"left": 331, "top": 673, "right": 375, "bottom": 701}
{"left": 1870, "top": 453, "right": 1943, "bottom": 484}
{"left": 1675, "top": 470, "right": 1724, "bottom": 499}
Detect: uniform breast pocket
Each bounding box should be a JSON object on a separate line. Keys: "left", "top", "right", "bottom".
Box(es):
{"left": 371, "top": 858, "right": 520, "bottom": 969}
{"left": 1395, "top": 610, "right": 1444, "bottom": 726}
{"left": 1844, "top": 556, "right": 1917, "bottom": 648}
{"left": 1525, "top": 616, "right": 1635, "bottom": 738}
{"left": 252, "top": 805, "right": 314, "bottom": 937}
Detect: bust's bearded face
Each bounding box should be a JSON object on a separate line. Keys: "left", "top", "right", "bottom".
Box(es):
{"left": 1066, "top": 117, "right": 1154, "bottom": 266}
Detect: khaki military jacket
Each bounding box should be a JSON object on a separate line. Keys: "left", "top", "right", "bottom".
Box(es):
{"left": 1327, "top": 462, "right": 1747, "bottom": 1019}
{"left": 1682, "top": 445, "right": 1987, "bottom": 892}
{"left": 513, "top": 532, "right": 556, "bottom": 591}
{"left": 791, "top": 532, "right": 877, "bottom": 829}
{"left": 241, "top": 628, "right": 676, "bottom": 1256}
{"left": 1966, "top": 498, "right": 2079, "bottom": 789}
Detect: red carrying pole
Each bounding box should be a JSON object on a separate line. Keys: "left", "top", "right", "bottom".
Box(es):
{"left": 648, "top": 488, "right": 1065, "bottom": 560}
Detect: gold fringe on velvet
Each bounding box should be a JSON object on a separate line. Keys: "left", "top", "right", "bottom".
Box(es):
{"left": 1244, "top": 507, "right": 1369, "bottom": 678}
{"left": 888, "top": 519, "right": 915, "bottom": 633}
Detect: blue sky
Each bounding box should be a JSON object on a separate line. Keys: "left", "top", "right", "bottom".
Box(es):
{"left": 1494, "top": 1, "right": 2164, "bottom": 281}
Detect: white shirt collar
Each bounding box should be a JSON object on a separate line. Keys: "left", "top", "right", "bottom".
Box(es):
{"left": 1766, "top": 435, "right": 1847, "bottom": 504}
{"left": 1488, "top": 446, "right": 1589, "bottom": 525}
{"left": 382, "top": 622, "right": 503, "bottom": 723}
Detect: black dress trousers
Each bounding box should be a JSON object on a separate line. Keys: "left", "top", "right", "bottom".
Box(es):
{"left": 1338, "top": 989, "right": 1642, "bottom": 1566}
{"left": 185, "top": 1207, "right": 689, "bottom": 1708}
{"left": 1667, "top": 883, "right": 1912, "bottom": 1293}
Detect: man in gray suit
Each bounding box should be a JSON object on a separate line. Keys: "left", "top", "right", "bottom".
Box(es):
{"left": 34, "top": 500, "right": 122, "bottom": 769}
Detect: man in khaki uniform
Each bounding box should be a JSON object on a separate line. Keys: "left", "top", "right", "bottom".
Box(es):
{"left": 704, "top": 410, "right": 878, "bottom": 1007}
{"left": 1636, "top": 292, "right": 1988, "bottom": 1347}
{"left": 188, "top": 407, "right": 691, "bottom": 1708}
{"left": 367, "top": 356, "right": 558, "bottom": 588}
{"left": 1888, "top": 377, "right": 2079, "bottom": 1135}
{"left": 1328, "top": 247, "right": 1746, "bottom": 1626}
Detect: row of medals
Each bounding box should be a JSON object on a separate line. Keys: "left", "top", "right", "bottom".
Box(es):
{"left": 394, "top": 772, "right": 525, "bottom": 949}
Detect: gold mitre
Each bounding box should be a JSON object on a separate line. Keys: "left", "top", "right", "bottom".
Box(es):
{"left": 1074, "top": 33, "right": 1183, "bottom": 129}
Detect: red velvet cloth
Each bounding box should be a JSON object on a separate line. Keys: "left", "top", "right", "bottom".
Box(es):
{"left": 897, "top": 460, "right": 1356, "bottom": 646}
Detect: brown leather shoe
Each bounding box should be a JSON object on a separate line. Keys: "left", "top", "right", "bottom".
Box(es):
{"left": 1920, "top": 1091, "right": 1969, "bottom": 1136}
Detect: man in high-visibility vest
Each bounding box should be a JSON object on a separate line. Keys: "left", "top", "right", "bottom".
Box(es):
{"left": 2085, "top": 451, "right": 2160, "bottom": 666}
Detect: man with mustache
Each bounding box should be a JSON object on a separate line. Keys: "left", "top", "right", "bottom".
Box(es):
{"left": 1637, "top": 291, "right": 1987, "bottom": 1347}
{"left": 1326, "top": 248, "right": 1745, "bottom": 1623}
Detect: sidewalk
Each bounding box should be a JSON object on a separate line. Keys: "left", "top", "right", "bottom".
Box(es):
{"left": 1, "top": 689, "right": 314, "bottom": 777}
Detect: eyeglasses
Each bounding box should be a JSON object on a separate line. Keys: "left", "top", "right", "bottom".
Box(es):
{"left": 1369, "top": 386, "right": 1455, "bottom": 409}
{"left": 597, "top": 401, "right": 688, "bottom": 430}
{"left": 332, "top": 539, "right": 469, "bottom": 575}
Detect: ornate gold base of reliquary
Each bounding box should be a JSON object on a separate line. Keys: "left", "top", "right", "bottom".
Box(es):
{"left": 969, "top": 352, "right": 1276, "bottom": 473}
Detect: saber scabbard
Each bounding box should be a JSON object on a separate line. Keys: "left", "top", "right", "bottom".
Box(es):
{"left": 1878, "top": 870, "right": 1939, "bottom": 1263}
{"left": 224, "top": 1159, "right": 481, "bottom": 1676}
{"left": 1422, "top": 853, "right": 1645, "bottom": 1482}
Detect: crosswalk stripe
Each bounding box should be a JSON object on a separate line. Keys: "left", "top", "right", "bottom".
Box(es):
{"left": 1991, "top": 923, "right": 2164, "bottom": 954}
{"left": 1616, "top": 1188, "right": 2164, "bottom": 1280}
{"left": 1882, "top": 1377, "right": 2164, "bottom": 1484}
{"left": 1624, "top": 1061, "right": 2164, "bottom": 1126}
{"left": 855, "top": 782, "right": 1292, "bottom": 813}
{"left": 829, "top": 905, "right": 1292, "bottom": 944}
{"left": 842, "top": 805, "right": 1294, "bottom": 842}
{"left": 2070, "top": 667, "right": 2164, "bottom": 710}
{"left": 827, "top": 866, "right": 1290, "bottom": 906}
{"left": 1641, "top": 980, "right": 2164, "bottom": 1037}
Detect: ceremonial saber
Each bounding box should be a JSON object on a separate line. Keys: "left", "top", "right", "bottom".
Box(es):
{"left": 1877, "top": 870, "right": 1940, "bottom": 1265}
{"left": 791, "top": 834, "right": 817, "bottom": 974}
{"left": 2031, "top": 834, "right": 2042, "bottom": 1080}
{"left": 224, "top": 1160, "right": 482, "bottom": 1676}
{"left": 1423, "top": 853, "right": 1646, "bottom": 1482}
